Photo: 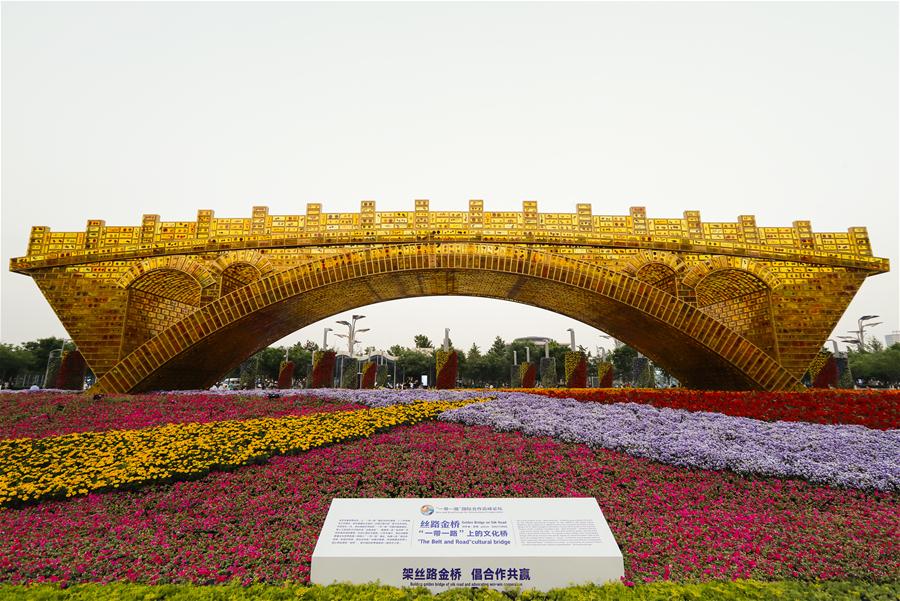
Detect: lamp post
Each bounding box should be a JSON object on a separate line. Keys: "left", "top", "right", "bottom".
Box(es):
{"left": 857, "top": 315, "right": 881, "bottom": 349}
{"left": 335, "top": 315, "right": 367, "bottom": 356}
{"left": 335, "top": 315, "right": 369, "bottom": 387}
{"left": 839, "top": 335, "right": 862, "bottom": 352}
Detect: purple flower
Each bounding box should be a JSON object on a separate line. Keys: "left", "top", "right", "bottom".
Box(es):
{"left": 440, "top": 395, "right": 900, "bottom": 491}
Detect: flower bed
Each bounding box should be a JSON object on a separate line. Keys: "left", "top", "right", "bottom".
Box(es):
{"left": 1, "top": 422, "right": 895, "bottom": 586}
{"left": 0, "top": 392, "right": 363, "bottom": 440}
{"left": 4, "top": 581, "right": 900, "bottom": 600}
{"left": 277, "top": 361, "right": 295, "bottom": 389}
{"left": 518, "top": 362, "right": 536, "bottom": 388}
{"left": 0, "top": 400, "right": 482, "bottom": 507}
{"left": 360, "top": 362, "right": 377, "bottom": 389}
{"left": 514, "top": 388, "right": 900, "bottom": 430}
{"left": 435, "top": 350, "right": 458, "bottom": 390}
{"left": 564, "top": 352, "right": 587, "bottom": 388}
{"left": 309, "top": 351, "right": 336, "bottom": 388}
{"left": 441, "top": 396, "right": 900, "bottom": 491}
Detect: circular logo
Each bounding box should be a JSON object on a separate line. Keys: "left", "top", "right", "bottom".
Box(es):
{"left": 420, "top": 504, "right": 434, "bottom": 516}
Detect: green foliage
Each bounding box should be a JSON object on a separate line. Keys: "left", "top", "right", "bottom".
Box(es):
{"left": 0, "top": 337, "right": 73, "bottom": 386}
{"left": 414, "top": 334, "right": 434, "bottom": 349}
{"left": 396, "top": 349, "right": 433, "bottom": 385}
{"left": 608, "top": 345, "right": 638, "bottom": 385}
{"left": 20, "top": 337, "right": 68, "bottom": 372}
{"left": 634, "top": 360, "right": 656, "bottom": 389}
{"left": 232, "top": 344, "right": 316, "bottom": 388}
{"left": 1, "top": 580, "right": 897, "bottom": 600}
{"left": 460, "top": 340, "right": 507, "bottom": 387}
{"left": 0, "top": 343, "right": 34, "bottom": 381}
{"left": 339, "top": 358, "right": 360, "bottom": 389}
{"left": 376, "top": 364, "right": 390, "bottom": 387}
{"left": 848, "top": 343, "right": 900, "bottom": 386}
{"left": 488, "top": 336, "right": 507, "bottom": 356}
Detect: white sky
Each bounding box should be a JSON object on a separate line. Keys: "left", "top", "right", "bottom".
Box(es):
{"left": 2, "top": 2, "right": 898, "bottom": 356}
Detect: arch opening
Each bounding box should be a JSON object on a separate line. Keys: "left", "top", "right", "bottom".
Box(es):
{"left": 695, "top": 269, "right": 777, "bottom": 359}
{"left": 634, "top": 262, "right": 678, "bottom": 296}
{"left": 94, "top": 243, "right": 801, "bottom": 394}
{"left": 220, "top": 262, "right": 262, "bottom": 297}
{"left": 121, "top": 268, "right": 202, "bottom": 358}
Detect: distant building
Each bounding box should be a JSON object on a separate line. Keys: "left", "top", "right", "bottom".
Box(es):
{"left": 886, "top": 331, "right": 900, "bottom": 348}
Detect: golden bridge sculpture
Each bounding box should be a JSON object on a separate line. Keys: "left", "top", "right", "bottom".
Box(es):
{"left": 10, "top": 201, "right": 889, "bottom": 392}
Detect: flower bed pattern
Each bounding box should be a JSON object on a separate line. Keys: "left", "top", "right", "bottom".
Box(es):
{"left": 597, "top": 362, "right": 614, "bottom": 388}
{"left": 360, "top": 362, "right": 377, "bottom": 389}
{"left": 277, "top": 361, "right": 294, "bottom": 389}
{"left": 440, "top": 397, "right": 900, "bottom": 491}
{"left": 518, "top": 362, "right": 536, "bottom": 388}
{"left": 4, "top": 581, "right": 900, "bottom": 600}
{"left": 0, "top": 393, "right": 362, "bottom": 440}
{"left": 1, "top": 422, "right": 895, "bottom": 586}
{"left": 309, "top": 351, "right": 336, "bottom": 388}
{"left": 516, "top": 388, "right": 900, "bottom": 430}
{"left": 564, "top": 352, "right": 587, "bottom": 388}
{"left": 54, "top": 350, "right": 86, "bottom": 391}
{"left": 435, "top": 350, "right": 458, "bottom": 389}
{"left": 0, "top": 400, "right": 482, "bottom": 507}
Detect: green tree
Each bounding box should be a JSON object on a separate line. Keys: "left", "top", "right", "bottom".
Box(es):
{"left": 460, "top": 344, "right": 484, "bottom": 386}
{"left": 865, "top": 338, "right": 885, "bottom": 353}
{"left": 397, "top": 349, "right": 433, "bottom": 386}
{"left": 849, "top": 344, "right": 900, "bottom": 386}
{"left": 0, "top": 343, "right": 33, "bottom": 382}
{"left": 488, "top": 336, "right": 507, "bottom": 356}
{"left": 608, "top": 344, "right": 638, "bottom": 385}
{"left": 21, "top": 337, "right": 67, "bottom": 373}
{"left": 413, "top": 335, "right": 433, "bottom": 349}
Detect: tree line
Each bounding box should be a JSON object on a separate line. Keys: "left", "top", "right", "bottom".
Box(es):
{"left": 3, "top": 335, "right": 897, "bottom": 389}
{"left": 847, "top": 340, "right": 900, "bottom": 387}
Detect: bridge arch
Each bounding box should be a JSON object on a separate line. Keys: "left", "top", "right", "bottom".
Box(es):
{"left": 92, "top": 243, "right": 801, "bottom": 393}
{"left": 620, "top": 250, "right": 687, "bottom": 277}
{"left": 209, "top": 250, "right": 275, "bottom": 277}
{"left": 219, "top": 262, "right": 263, "bottom": 297}
{"left": 681, "top": 256, "right": 781, "bottom": 291}
{"left": 117, "top": 256, "right": 218, "bottom": 291}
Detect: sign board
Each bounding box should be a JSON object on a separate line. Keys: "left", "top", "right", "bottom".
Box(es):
{"left": 311, "top": 498, "right": 624, "bottom": 592}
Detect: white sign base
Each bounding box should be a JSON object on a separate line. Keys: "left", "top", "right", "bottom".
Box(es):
{"left": 310, "top": 498, "right": 624, "bottom": 592}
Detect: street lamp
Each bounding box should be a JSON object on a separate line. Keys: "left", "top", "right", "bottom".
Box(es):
{"left": 858, "top": 315, "right": 881, "bottom": 349}
{"left": 839, "top": 335, "right": 862, "bottom": 352}
{"left": 599, "top": 334, "right": 622, "bottom": 349}
{"left": 335, "top": 315, "right": 368, "bottom": 386}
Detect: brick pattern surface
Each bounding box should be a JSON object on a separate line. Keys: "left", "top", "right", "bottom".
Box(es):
{"left": 9, "top": 203, "right": 887, "bottom": 392}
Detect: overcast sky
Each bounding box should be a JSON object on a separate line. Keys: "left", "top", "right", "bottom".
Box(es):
{"left": 2, "top": 2, "right": 897, "bottom": 357}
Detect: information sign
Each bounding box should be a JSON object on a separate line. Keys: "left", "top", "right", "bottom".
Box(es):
{"left": 310, "top": 497, "right": 624, "bottom": 592}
